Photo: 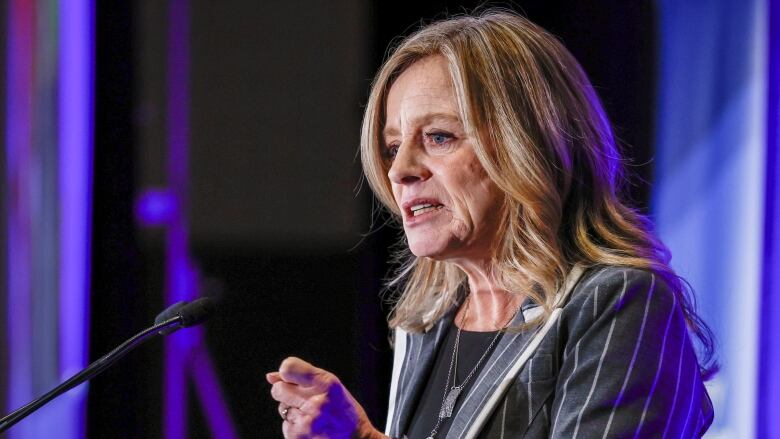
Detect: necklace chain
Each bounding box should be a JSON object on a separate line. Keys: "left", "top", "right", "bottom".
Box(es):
{"left": 426, "top": 295, "right": 519, "bottom": 439}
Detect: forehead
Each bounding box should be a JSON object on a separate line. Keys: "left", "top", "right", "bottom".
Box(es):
{"left": 384, "top": 56, "right": 459, "bottom": 130}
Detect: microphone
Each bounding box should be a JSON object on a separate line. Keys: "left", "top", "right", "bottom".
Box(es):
{"left": 155, "top": 300, "right": 188, "bottom": 333}
{"left": 0, "top": 298, "right": 216, "bottom": 433}
{"left": 156, "top": 297, "right": 216, "bottom": 330}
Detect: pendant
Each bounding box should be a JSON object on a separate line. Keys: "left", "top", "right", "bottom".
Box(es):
{"left": 440, "top": 386, "right": 462, "bottom": 418}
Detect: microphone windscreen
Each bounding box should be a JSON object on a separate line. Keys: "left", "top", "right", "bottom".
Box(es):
{"left": 179, "top": 297, "right": 216, "bottom": 327}
{"left": 155, "top": 301, "right": 188, "bottom": 326}
{"left": 154, "top": 301, "right": 188, "bottom": 335}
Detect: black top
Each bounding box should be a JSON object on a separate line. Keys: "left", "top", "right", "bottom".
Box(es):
{"left": 406, "top": 325, "right": 503, "bottom": 439}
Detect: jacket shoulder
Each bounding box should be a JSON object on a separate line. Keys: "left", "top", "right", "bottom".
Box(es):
{"left": 561, "top": 266, "right": 678, "bottom": 330}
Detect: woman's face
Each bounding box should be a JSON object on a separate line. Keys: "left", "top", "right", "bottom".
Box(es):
{"left": 383, "top": 56, "right": 504, "bottom": 264}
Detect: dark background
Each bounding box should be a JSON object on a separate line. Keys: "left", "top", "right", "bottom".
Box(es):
{"left": 87, "top": 1, "right": 656, "bottom": 437}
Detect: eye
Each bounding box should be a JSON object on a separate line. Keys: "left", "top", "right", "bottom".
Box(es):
{"left": 424, "top": 131, "right": 454, "bottom": 147}
{"left": 384, "top": 143, "right": 400, "bottom": 161}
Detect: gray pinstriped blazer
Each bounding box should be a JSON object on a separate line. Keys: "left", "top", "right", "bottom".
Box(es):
{"left": 384, "top": 266, "right": 714, "bottom": 438}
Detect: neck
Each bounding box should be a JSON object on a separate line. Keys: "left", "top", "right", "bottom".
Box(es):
{"left": 454, "top": 259, "right": 525, "bottom": 331}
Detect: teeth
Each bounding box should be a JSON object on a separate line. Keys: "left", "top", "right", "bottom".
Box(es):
{"left": 411, "top": 203, "right": 433, "bottom": 211}
{"left": 411, "top": 204, "right": 443, "bottom": 216}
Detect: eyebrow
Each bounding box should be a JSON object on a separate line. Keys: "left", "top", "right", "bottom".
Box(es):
{"left": 382, "top": 112, "right": 462, "bottom": 139}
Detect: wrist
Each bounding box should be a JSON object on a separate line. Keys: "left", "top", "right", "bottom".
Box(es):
{"left": 353, "top": 421, "right": 387, "bottom": 439}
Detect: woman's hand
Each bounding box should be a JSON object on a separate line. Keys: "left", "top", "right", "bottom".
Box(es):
{"left": 267, "top": 357, "right": 387, "bottom": 439}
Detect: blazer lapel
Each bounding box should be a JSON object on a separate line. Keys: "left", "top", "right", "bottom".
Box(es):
{"left": 444, "top": 266, "right": 586, "bottom": 438}
{"left": 389, "top": 308, "right": 456, "bottom": 437}
{"left": 445, "top": 304, "right": 543, "bottom": 439}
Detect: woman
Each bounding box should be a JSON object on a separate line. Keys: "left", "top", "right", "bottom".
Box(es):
{"left": 268, "top": 10, "right": 715, "bottom": 439}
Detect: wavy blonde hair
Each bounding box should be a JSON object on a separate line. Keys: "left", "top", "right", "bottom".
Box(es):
{"left": 360, "top": 10, "right": 715, "bottom": 373}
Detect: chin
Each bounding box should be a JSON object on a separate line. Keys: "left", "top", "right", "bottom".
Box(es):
{"left": 407, "top": 238, "right": 452, "bottom": 260}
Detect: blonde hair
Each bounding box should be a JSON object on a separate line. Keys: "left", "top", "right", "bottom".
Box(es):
{"left": 360, "top": 10, "right": 715, "bottom": 373}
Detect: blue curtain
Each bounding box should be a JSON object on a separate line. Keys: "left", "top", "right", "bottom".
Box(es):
{"left": 653, "top": 0, "right": 769, "bottom": 436}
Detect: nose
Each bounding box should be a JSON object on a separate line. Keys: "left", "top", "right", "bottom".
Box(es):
{"left": 387, "top": 141, "right": 430, "bottom": 185}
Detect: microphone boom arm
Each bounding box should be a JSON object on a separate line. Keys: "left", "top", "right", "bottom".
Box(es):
{"left": 0, "top": 316, "right": 182, "bottom": 433}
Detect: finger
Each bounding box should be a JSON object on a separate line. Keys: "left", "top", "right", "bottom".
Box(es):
{"left": 279, "top": 405, "right": 309, "bottom": 428}
{"left": 282, "top": 411, "right": 313, "bottom": 438}
{"left": 299, "top": 393, "right": 326, "bottom": 417}
{"left": 283, "top": 406, "right": 308, "bottom": 424}
{"left": 278, "top": 357, "right": 320, "bottom": 386}
{"left": 282, "top": 420, "right": 295, "bottom": 439}
{"left": 277, "top": 403, "right": 290, "bottom": 420}
{"left": 266, "top": 372, "right": 283, "bottom": 384}
{"left": 278, "top": 357, "right": 338, "bottom": 391}
{"left": 271, "top": 381, "right": 319, "bottom": 408}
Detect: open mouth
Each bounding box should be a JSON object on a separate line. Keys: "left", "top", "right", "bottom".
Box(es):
{"left": 409, "top": 203, "right": 444, "bottom": 217}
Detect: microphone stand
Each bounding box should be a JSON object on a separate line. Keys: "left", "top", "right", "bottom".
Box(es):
{"left": 0, "top": 316, "right": 182, "bottom": 433}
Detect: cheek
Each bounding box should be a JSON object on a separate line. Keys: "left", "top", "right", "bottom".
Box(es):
{"left": 390, "top": 185, "right": 404, "bottom": 211}
{"left": 458, "top": 164, "right": 499, "bottom": 217}
{"left": 444, "top": 183, "right": 495, "bottom": 240}
{"left": 475, "top": 183, "right": 503, "bottom": 224}
{"left": 450, "top": 217, "right": 471, "bottom": 240}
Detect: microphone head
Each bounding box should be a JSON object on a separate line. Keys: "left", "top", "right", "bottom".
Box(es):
{"left": 155, "top": 301, "right": 188, "bottom": 326}
{"left": 179, "top": 297, "right": 216, "bottom": 327}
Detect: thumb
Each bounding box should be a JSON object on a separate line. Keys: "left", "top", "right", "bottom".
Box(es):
{"left": 278, "top": 357, "right": 337, "bottom": 391}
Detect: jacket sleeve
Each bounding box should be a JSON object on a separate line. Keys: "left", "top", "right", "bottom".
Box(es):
{"left": 548, "top": 268, "right": 713, "bottom": 438}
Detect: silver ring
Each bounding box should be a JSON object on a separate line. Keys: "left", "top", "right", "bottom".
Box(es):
{"left": 281, "top": 407, "right": 290, "bottom": 421}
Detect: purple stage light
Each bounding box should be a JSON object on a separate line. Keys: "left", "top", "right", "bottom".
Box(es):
{"left": 6, "top": 0, "right": 94, "bottom": 437}
{"left": 5, "top": 1, "right": 35, "bottom": 434}
{"left": 191, "top": 344, "right": 239, "bottom": 439}
{"left": 163, "top": 0, "right": 192, "bottom": 436}
{"left": 135, "top": 189, "right": 176, "bottom": 226}
{"left": 158, "top": 0, "right": 239, "bottom": 437}
{"left": 759, "top": 0, "right": 780, "bottom": 436}
{"left": 57, "top": 0, "right": 95, "bottom": 437}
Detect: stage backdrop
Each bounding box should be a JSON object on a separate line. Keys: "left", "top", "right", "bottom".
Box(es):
{"left": 3, "top": 1, "right": 779, "bottom": 438}
{"left": 653, "top": 0, "right": 774, "bottom": 437}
